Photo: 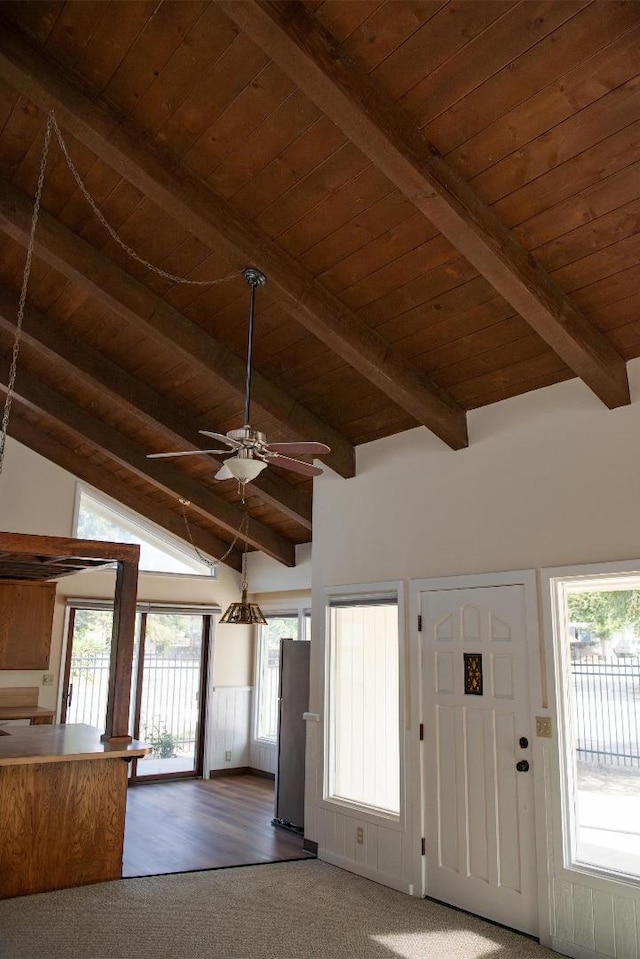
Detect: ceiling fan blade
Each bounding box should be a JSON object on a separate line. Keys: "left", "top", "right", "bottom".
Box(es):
{"left": 266, "top": 453, "right": 324, "bottom": 477}
{"left": 215, "top": 463, "right": 234, "bottom": 481}
{"left": 264, "top": 441, "right": 331, "bottom": 456}
{"left": 147, "top": 449, "right": 230, "bottom": 459}
{"left": 198, "top": 430, "right": 242, "bottom": 449}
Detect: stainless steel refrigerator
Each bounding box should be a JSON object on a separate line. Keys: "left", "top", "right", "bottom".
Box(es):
{"left": 273, "top": 638, "right": 310, "bottom": 833}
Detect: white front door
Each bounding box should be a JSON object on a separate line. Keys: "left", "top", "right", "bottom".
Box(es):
{"left": 420, "top": 584, "right": 538, "bottom": 934}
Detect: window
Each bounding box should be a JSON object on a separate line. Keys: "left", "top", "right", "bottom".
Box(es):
{"left": 551, "top": 568, "right": 640, "bottom": 881}
{"left": 74, "top": 486, "right": 215, "bottom": 577}
{"left": 326, "top": 593, "right": 400, "bottom": 816}
{"left": 255, "top": 612, "right": 308, "bottom": 743}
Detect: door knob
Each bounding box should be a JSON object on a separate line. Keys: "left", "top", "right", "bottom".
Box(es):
{"left": 519, "top": 736, "right": 529, "bottom": 749}
{"left": 516, "top": 759, "right": 530, "bottom": 772}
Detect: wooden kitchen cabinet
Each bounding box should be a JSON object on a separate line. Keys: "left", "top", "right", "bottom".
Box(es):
{"left": 0, "top": 580, "right": 56, "bottom": 669}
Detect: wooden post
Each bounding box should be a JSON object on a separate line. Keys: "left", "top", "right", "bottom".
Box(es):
{"left": 101, "top": 559, "right": 139, "bottom": 743}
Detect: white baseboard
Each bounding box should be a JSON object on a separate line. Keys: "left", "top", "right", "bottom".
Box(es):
{"left": 551, "top": 938, "right": 604, "bottom": 958}
{"left": 319, "top": 849, "right": 413, "bottom": 896}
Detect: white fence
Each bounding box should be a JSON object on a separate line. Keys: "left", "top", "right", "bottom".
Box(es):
{"left": 68, "top": 653, "right": 201, "bottom": 758}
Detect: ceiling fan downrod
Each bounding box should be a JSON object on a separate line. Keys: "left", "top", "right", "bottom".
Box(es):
{"left": 242, "top": 268, "right": 266, "bottom": 427}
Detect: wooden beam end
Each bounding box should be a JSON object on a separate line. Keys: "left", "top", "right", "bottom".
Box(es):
{"left": 601, "top": 369, "right": 631, "bottom": 411}
{"left": 326, "top": 446, "right": 356, "bottom": 480}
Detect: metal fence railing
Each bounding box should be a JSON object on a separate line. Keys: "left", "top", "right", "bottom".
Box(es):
{"left": 67, "top": 654, "right": 111, "bottom": 730}
{"left": 139, "top": 655, "right": 200, "bottom": 758}
{"left": 571, "top": 659, "right": 640, "bottom": 767}
{"left": 68, "top": 653, "right": 201, "bottom": 760}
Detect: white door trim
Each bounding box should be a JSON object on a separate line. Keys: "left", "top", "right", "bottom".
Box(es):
{"left": 408, "top": 569, "right": 549, "bottom": 942}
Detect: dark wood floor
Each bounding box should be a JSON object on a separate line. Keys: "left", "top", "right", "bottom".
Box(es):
{"left": 122, "top": 774, "right": 314, "bottom": 878}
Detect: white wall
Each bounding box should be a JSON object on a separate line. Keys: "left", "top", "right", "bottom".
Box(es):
{"left": 308, "top": 358, "right": 640, "bottom": 952}
{"left": 248, "top": 542, "right": 312, "bottom": 593}
{"left": 0, "top": 437, "right": 250, "bottom": 717}
{"left": 314, "top": 367, "right": 640, "bottom": 587}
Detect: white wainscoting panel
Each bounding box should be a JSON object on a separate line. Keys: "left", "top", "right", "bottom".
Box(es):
{"left": 248, "top": 686, "right": 278, "bottom": 774}
{"left": 249, "top": 739, "right": 277, "bottom": 775}
{"left": 306, "top": 720, "right": 415, "bottom": 894}
{"left": 206, "top": 686, "right": 252, "bottom": 774}
{"left": 550, "top": 863, "right": 640, "bottom": 958}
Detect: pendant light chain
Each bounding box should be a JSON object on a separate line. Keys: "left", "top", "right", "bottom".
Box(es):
{"left": 49, "top": 112, "right": 240, "bottom": 288}
{"left": 179, "top": 495, "right": 250, "bottom": 570}
{"left": 0, "top": 106, "right": 243, "bottom": 474}
{"left": 0, "top": 111, "right": 54, "bottom": 475}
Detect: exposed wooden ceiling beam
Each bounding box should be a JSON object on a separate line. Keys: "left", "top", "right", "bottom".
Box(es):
{"left": 0, "top": 286, "right": 312, "bottom": 531}
{"left": 0, "top": 360, "right": 296, "bottom": 566}
{"left": 0, "top": 24, "right": 468, "bottom": 451}
{"left": 0, "top": 178, "right": 353, "bottom": 481}
{"left": 6, "top": 412, "right": 244, "bottom": 572}
{"left": 221, "top": 0, "right": 631, "bottom": 412}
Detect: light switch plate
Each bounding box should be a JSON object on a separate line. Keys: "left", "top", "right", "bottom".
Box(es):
{"left": 42, "top": 673, "right": 55, "bottom": 686}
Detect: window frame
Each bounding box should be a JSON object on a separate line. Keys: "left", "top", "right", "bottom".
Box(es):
{"left": 544, "top": 559, "right": 640, "bottom": 889}
{"left": 253, "top": 605, "right": 311, "bottom": 746}
{"left": 322, "top": 581, "right": 405, "bottom": 827}
{"left": 73, "top": 483, "right": 217, "bottom": 579}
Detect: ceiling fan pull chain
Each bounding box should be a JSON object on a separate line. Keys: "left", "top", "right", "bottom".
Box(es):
{"left": 49, "top": 111, "right": 240, "bottom": 288}
{"left": 0, "top": 110, "right": 53, "bottom": 475}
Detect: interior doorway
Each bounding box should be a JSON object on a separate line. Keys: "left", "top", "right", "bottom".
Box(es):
{"left": 62, "top": 603, "right": 213, "bottom": 780}
{"left": 414, "top": 572, "right": 539, "bottom": 936}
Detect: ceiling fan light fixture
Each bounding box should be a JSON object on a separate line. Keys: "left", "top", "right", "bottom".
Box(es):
{"left": 220, "top": 585, "right": 267, "bottom": 626}
{"left": 225, "top": 455, "right": 268, "bottom": 483}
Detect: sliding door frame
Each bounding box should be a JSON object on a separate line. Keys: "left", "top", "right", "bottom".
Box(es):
{"left": 62, "top": 600, "right": 218, "bottom": 782}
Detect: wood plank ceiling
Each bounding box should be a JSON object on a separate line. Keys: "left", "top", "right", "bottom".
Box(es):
{"left": 0, "top": 0, "right": 638, "bottom": 567}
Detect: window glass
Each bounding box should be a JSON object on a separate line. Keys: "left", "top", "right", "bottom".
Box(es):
{"left": 560, "top": 581, "right": 640, "bottom": 879}
{"left": 65, "top": 608, "right": 114, "bottom": 729}
{"left": 255, "top": 615, "right": 299, "bottom": 742}
{"left": 75, "top": 487, "right": 214, "bottom": 576}
{"left": 327, "top": 599, "right": 400, "bottom": 815}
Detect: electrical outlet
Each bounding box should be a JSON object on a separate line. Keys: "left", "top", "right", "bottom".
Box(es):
{"left": 536, "top": 716, "right": 552, "bottom": 738}
{"left": 356, "top": 826, "right": 364, "bottom": 845}
{"left": 225, "top": 750, "right": 232, "bottom": 761}
{"left": 42, "top": 673, "right": 55, "bottom": 686}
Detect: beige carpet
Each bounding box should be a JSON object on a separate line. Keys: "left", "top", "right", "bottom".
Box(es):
{"left": 0, "top": 859, "right": 557, "bottom": 959}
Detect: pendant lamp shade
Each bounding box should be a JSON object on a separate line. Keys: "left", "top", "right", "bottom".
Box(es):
{"left": 220, "top": 585, "right": 267, "bottom": 625}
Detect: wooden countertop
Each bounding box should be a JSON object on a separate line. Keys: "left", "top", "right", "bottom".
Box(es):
{"left": 0, "top": 723, "right": 151, "bottom": 766}
{"left": 0, "top": 705, "right": 55, "bottom": 722}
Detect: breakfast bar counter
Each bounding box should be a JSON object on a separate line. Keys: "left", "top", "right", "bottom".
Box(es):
{"left": 0, "top": 723, "right": 150, "bottom": 898}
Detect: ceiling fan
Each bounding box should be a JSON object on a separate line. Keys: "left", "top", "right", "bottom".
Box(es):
{"left": 147, "top": 268, "right": 330, "bottom": 484}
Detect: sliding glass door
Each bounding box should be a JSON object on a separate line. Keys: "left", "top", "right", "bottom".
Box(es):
{"left": 132, "top": 612, "right": 210, "bottom": 779}
{"left": 63, "top": 604, "right": 213, "bottom": 780}
{"left": 61, "top": 607, "right": 116, "bottom": 727}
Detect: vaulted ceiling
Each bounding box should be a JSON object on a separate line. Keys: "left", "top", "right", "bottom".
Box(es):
{"left": 0, "top": 1, "right": 638, "bottom": 568}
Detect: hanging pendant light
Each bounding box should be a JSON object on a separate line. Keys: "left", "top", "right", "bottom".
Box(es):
{"left": 219, "top": 513, "right": 267, "bottom": 625}
{"left": 219, "top": 582, "right": 267, "bottom": 625}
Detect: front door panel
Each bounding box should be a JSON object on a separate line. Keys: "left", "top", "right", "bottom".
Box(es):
{"left": 421, "top": 585, "right": 537, "bottom": 934}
